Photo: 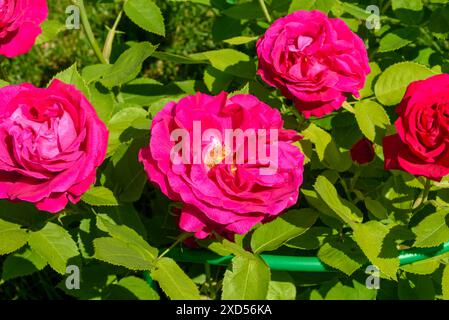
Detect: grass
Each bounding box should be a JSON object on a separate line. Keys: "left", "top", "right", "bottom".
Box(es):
{"left": 3, "top": 0, "right": 221, "bottom": 86}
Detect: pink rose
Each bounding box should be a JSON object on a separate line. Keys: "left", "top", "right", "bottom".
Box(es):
{"left": 139, "top": 92, "right": 304, "bottom": 239}
{"left": 0, "top": 80, "right": 108, "bottom": 213}
{"left": 0, "top": 0, "right": 48, "bottom": 58}
{"left": 383, "top": 74, "right": 449, "bottom": 181}
{"left": 256, "top": 10, "right": 370, "bottom": 118}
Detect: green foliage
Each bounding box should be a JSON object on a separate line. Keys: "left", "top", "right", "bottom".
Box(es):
{"left": 82, "top": 187, "right": 119, "bottom": 207}
{"left": 3, "top": 0, "right": 449, "bottom": 301}
{"left": 251, "top": 209, "right": 318, "bottom": 253}
{"left": 0, "top": 220, "right": 28, "bottom": 255}
{"left": 412, "top": 209, "right": 449, "bottom": 248}
{"left": 374, "top": 62, "right": 436, "bottom": 106}
{"left": 100, "top": 42, "right": 157, "bottom": 88}
{"left": 222, "top": 254, "right": 270, "bottom": 300}
{"left": 124, "top": 0, "right": 166, "bottom": 36}
{"left": 353, "top": 221, "right": 400, "bottom": 280}
{"left": 151, "top": 258, "right": 201, "bottom": 300}
{"left": 354, "top": 100, "right": 390, "bottom": 143}
{"left": 28, "top": 223, "right": 79, "bottom": 275}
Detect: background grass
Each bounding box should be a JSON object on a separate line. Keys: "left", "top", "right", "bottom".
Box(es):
{"left": 3, "top": 0, "right": 219, "bottom": 86}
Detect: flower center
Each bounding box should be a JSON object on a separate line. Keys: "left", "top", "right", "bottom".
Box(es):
{"left": 203, "top": 137, "right": 231, "bottom": 170}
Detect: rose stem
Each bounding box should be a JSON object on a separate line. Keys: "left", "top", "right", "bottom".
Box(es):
{"left": 73, "top": 0, "right": 108, "bottom": 64}
{"left": 258, "top": 0, "right": 272, "bottom": 23}
{"left": 154, "top": 232, "right": 192, "bottom": 263}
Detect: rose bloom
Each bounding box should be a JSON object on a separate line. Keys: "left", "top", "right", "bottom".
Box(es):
{"left": 350, "top": 138, "right": 375, "bottom": 165}
{"left": 139, "top": 92, "right": 304, "bottom": 239}
{"left": 0, "top": 0, "right": 48, "bottom": 58}
{"left": 0, "top": 80, "right": 108, "bottom": 213}
{"left": 383, "top": 74, "right": 449, "bottom": 181}
{"left": 256, "top": 10, "right": 370, "bottom": 118}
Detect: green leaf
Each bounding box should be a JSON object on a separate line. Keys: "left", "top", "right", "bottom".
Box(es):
{"left": 412, "top": 209, "right": 449, "bottom": 248}
{"left": 364, "top": 197, "right": 389, "bottom": 220}
{"left": 152, "top": 51, "right": 207, "bottom": 64}
{"left": 82, "top": 64, "right": 112, "bottom": 83}
{"left": 0, "top": 219, "right": 28, "bottom": 255}
{"left": 93, "top": 237, "right": 154, "bottom": 270}
{"left": 302, "top": 123, "right": 350, "bottom": 172}
{"left": 392, "top": 0, "right": 423, "bottom": 25}
{"left": 119, "top": 78, "right": 184, "bottom": 106}
{"left": 325, "top": 280, "right": 377, "bottom": 300}
{"left": 100, "top": 42, "right": 157, "bottom": 88}
{"left": 107, "top": 107, "right": 148, "bottom": 156}
{"left": 82, "top": 186, "right": 119, "bottom": 207}
{"left": 89, "top": 83, "right": 116, "bottom": 123}
{"left": 400, "top": 257, "right": 440, "bottom": 275}
{"left": 251, "top": 209, "right": 318, "bottom": 254}
{"left": 222, "top": 254, "right": 270, "bottom": 300}
{"left": 314, "top": 175, "right": 361, "bottom": 227}
{"left": 381, "top": 175, "right": 416, "bottom": 212}
{"left": 169, "top": 0, "right": 211, "bottom": 4}
{"left": 354, "top": 100, "right": 390, "bottom": 142}
{"left": 52, "top": 63, "right": 90, "bottom": 98}
{"left": 35, "top": 20, "right": 65, "bottom": 45}
{"left": 204, "top": 66, "right": 233, "bottom": 94}
{"left": 266, "top": 272, "right": 296, "bottom": 300}
{"left": 353, "top": 221, "right": 399, "bottom": 280}
{"left": 97, "top": 218, "right": 157, "bottom": 259}
{"left": 360, "top": 62, "right": 381, "bottom": 99}
{"left": 96, "top": 204, "right": 147, "bottom": 239}
{"left": 151, "top": 257, "right": 201, "bottom": 300}
{"left": 339, "top": 2, "right": 371, "bottom": 20}
{"left": 374, "top": 62, "right": 435, "bottom": 106}
{"left": 429, "top": 6, "right": 449, "bottom": 36}
{"left": 104, "top": 138, "right": 148, "bottom": 202}
{"left": 222, "top": 2, "right": 265, "bottom": 19}
{"left": 378, "top": 27, "right": 420, "bottom": 53}
{"left": 1, "top": 247, "right": 47, "bottom": 281}
{"left": 224, "top": 36, "right": 258, "bottom": 45}
{"left": 124, "top": 0, "right": 165, "bottom": 36}
{"left": 286, "top": 227, "right": 331, "bottom": 250}
{"left": 398, "top": 273, "right": 435, "bottom": 300}
{"left": 104, "top": 276, "right": 160, "bottom": 300}
{"left": 28, "top": 222, "right": 79, "bottom": 274}
{"left": 289, "top": 0, "right": 315, "bottom": 12}
{"left": 0, "top": 201, "right": 52, "bottom": 229}
{"left": 443, "top": 264, "right": 449, "bottom": 300}
{"left": 317, "top": 237, "right": 367, "bottom": 275}
{"left": 191, "top": 49, "right": 256, "bottom": 79}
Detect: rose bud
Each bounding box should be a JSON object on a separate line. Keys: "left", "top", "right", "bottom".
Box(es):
{"left": 351, "top": 138, "right": 375, "bottom": 165}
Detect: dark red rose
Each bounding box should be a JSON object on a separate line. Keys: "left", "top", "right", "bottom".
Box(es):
{"left": 351, "top": 138, "right": 375, "bottom": 165}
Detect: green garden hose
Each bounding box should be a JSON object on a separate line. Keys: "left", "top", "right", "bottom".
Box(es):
{"left": 143, "top": 241, "right": 449, "bottom": 287}
{"left": 156, "top": 240, "right": 449, "bottom": 273}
